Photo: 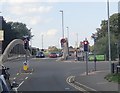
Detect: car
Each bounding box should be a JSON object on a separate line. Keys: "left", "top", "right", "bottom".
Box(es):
{"left": 36, "top": 51, "right": 45, "bottom": 58}
{"left": 56, "top": 52, "right": 63, "bottom": 57}
{"left": 49, "top": 52, "right": 57, "bottom": 58}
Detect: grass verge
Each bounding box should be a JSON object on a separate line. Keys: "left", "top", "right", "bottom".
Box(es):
{"left": 104, "top": 73, "right": 120, "bottom": 83}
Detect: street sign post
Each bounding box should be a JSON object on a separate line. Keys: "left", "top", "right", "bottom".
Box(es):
{"left": 22, "top": 36, "right": 29, "bottom": 71}
{"left": 84, "top": 39, "right": 89, "bottom": 75}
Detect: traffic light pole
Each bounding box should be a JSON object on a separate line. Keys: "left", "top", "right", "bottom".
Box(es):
{"left": 25, "top": 49, "right": 27, "bottom": 63}
{"left": 83, "top": 39, "right": 89, "bottom": 75}
{"left": 94, "top": 39, "right": 96, "bottom": 71}
{"left": 85, "top": 51, "right": 88, "bottom": 75}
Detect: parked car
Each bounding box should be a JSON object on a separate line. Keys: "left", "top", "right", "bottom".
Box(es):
{"left": 49, "top": 52, "right": 57, "bottom": 58}
{"left": 56, "top": 52, "right": 63, "bottom": 57}
{"left": 36, "top": 51, "right": 45, "bottom": 58}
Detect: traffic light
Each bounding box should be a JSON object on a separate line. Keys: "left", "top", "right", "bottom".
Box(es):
{"left": 60, "top": 38, "right": 66, "bottom": 47}
{"left": 24, "top": 39, "right": 29, "bottom": 49}
{"left": 84, "top": 40, "right": 89, "bottom": 52}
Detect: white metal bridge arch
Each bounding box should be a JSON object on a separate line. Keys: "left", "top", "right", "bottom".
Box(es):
{"left": 0, "top": 39, "right": 24, "bottom": 65}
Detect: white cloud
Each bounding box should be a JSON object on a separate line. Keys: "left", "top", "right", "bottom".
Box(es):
{"left": 9, "top": 5, "right": 53, "bottom": 15}
{"left": 28, "top": 6, "right": 53, "bottom": 13}
{"left": 46, "top": 29, "right": 58, "bottom": 37}
{"left": 30, "top": 19, "right": 39, "bottom": 25}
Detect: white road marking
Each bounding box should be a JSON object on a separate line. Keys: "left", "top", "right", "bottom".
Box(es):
{"left": 17, "top": 73, "right": 19, "bottom": 75}
{"left": 25, "top": 77, "right": 28, "bottom": 80}
{"left": 30, "top": 73, "right": 32, "bottom": 74}
{"left": 17, "top": 81, "right": 24, "bottom": 89}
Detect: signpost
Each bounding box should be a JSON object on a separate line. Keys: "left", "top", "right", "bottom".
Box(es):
{"left": 23, "top": 36, "right": 29, "bottom": 71}
{"left": 83, "top": 38, "right": 89, "bottom": 75}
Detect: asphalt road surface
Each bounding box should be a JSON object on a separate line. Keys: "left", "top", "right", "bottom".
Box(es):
{"left": 3, "top": 57, "right": 110, "bottom": 92}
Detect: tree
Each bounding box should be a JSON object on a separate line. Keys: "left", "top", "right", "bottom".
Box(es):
{"left": 91, "top": 13, "right": 119, "bottom": 60}
{"left": 0, "top": 16, "right": 31, "bottom": 52}
{"left": 48, "top": 46, "right": 59, "bottom": 52}
{"left": 7, "top": 22, "right": 31, "bottom": 39}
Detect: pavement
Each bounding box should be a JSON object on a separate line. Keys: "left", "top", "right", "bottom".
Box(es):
{"left": 75, "top": 70, "right": 119, "bottom": 92}
{"left": 63, "top": 56, "right": 120, "bottom": 93}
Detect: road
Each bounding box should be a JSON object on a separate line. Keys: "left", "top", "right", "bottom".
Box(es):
{"left": 3, "top": 57, "right": 110, "bottom": 92}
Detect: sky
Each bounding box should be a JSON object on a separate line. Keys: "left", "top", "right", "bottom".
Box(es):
{"left": 0, "top": 0, "right": 119, "bottom": 49}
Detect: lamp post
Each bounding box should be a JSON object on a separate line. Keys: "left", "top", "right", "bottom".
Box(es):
{"left": 60, "top": 10, "right": 66, "bottom": 59}
{"left": 66, "top": 27, "right": 69, "bottom": 44}
{"left": 66, "top": 27, "right": 69, "bottom": 56}
{"left": 60, "top": 10, "right": 64, "bottom": 38}
{"left": 29, "top": 28, "right": 34, "bottom": 55}
{"left": 42, "top": 34, "right": 43, "bottom": 50}
{"left": 107, "top": 0, "right": 111, "bottom": 73}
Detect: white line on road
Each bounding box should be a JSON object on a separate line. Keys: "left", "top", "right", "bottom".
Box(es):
{"left": 25, "top": 77, "right": 28, "bottom": 80}
{"left": 17, "top": 81, "right": 24, "bottom": 89}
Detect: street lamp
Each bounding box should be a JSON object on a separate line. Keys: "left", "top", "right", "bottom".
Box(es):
{"left": 107, "top": 0, "right": 112, "bottom": 73}
{"left": 66, "top": 27, "right": 69, "bottom": 55}
{"left": 42, "top": 34, "right": 43, "bottom": 50}
{"left": 60, "top": 10, "right": 64, "bottom": 38}
{"left": 66, "top": 27, "right": 69, "bottom": 44}
{"left": 29, "top": 28, "right": 34, "bottom": 55}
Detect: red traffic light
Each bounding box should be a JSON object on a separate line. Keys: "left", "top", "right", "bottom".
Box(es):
{"left": 84, "top": 41, "right": 88, "bottom": 45}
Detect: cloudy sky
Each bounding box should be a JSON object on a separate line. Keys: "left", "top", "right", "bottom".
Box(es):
{"left": 0, "top": 0, "right": 119, "bottom": 49}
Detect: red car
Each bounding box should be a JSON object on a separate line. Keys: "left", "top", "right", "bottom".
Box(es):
{"left": 49, "top": 52, "right": 57, "bottom": 58}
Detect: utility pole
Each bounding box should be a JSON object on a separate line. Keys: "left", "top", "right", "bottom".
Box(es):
{"left": 42, "top": 34, "right": 43, "bottom": 50}
{"left": 107, "top": 0, "right": 111, "bottom": 73}
{"left": 60, "top": 10, "right": 64, "bottom": 38}
{"left": 66, "top": 27, "right": 69, "bottom": 56}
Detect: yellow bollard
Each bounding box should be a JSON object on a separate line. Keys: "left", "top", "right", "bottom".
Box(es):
{"left": 23, "top": 62, "right": 28, "bottom": 71}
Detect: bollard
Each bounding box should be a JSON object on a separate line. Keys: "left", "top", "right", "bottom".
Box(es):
{"left": 23, "top": 62, "right": 28, "bottom": 71}
{"left": 111, "top": 63, "right": 114, "bottom": 73}
{"left": 117, "top": 65, "right": 120, "bottom": 73}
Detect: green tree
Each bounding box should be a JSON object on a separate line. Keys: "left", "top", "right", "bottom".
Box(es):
{"left": 48, "top": 46, "right": 59, "bottom": 52}
{"left": 7, "top": 22, "right": 31, "bottom": 39}
{"left": 0, "top": 16, "right": 31, "bottom": 52}
{"left": 91, "top": 13, "right": 119, "bottom": 60}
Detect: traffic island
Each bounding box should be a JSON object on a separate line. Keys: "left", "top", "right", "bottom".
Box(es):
{"left": 20, "top": 68, "right": 34, "bottom": 73}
